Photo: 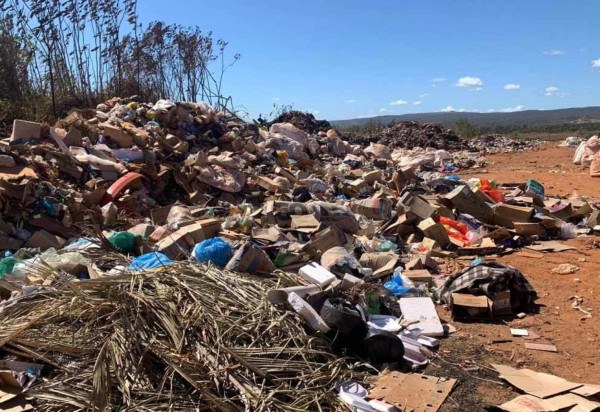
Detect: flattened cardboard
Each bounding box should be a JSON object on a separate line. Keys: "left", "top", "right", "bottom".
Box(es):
{"left": 0, "top": 371, "right": 22, "bottom": 404}
{"left": 498, "top": 394, "right": 575, "bottom": 412}
{"left": 368, "top": 372, "right": 456, "bottom": 412}
{"left": 525, "top": 343, "right": 558, "bottom": 353}
{"left": 290, "top": 214, "right": 320, "bottom": 231}
{"left": 525, "top": 241, "right": 576, "bottom": 252}
{"left": 492, "top": 364, "right": 582, "bottom": 398}
{"left": 571, "top": 384, "right": 600, "bottom": 397}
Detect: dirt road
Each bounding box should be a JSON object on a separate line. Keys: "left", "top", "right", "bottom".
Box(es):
{"left": 436, "top": 143, "right": 600, "bottom": 410}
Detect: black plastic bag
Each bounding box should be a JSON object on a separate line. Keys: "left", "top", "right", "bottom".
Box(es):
{"left": 362, "top": 327, "right": 405, "bottom": 363}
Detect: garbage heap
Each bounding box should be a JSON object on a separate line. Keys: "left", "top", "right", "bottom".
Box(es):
{"left": 0, "top": 98, "right": 598, "bottom": 410}
{"left": 466, "top": 134, "right": 542, "bottom": 154}
{"left": 572, "top": 135, "right": 600, "bottom": 177}
{"left": 356, "top": 120, "right": 464, "bottom": 150}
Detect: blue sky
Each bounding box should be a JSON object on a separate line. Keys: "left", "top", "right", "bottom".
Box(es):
{"left": 138, "top": 0, "right": 600, "bottom": 120}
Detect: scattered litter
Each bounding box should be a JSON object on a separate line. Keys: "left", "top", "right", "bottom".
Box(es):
{"left": 368, "top": 371, "right": 456, "bottom": 412}
{"left": 570, "top": 295, "right": 593, "bottom": 319}
{"left": 551, "top": 263, "right": 580, "bottom": 275}
{"left": 511, "top": 328, "right": 529, "bottom": 337}
{"left": 525, "top": 343, "right": 559, "bottom": 353}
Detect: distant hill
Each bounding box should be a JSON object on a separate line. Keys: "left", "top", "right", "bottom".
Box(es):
{"left": 330, "top": 106, "right": 600, "bottom": 128}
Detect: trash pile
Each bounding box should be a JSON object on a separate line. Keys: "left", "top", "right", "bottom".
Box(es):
{"left": 358, "top": 120, "right": 464, "bottom": 150}
{"left": 467, "top": 134, "right": 542, "bottom": 154}
{"left": 559, "top": 135, "right": 583, "bottom": 148}
{"left": 0, "top": 98, "right": 598, "bottom": 410}
{"left": 572, "top": 135, "right": 600, "bottom": 177}
{"left": 269, "top": 110, "right": 332, "bottom": 135}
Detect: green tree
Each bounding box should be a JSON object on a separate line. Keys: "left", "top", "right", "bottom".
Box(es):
{"left": 455, "top": 118, "right": 479, "bottom": 138}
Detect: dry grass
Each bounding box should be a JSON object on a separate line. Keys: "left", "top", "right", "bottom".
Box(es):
{"left": 0, "top": 263, "right": 367, "bottom": 411}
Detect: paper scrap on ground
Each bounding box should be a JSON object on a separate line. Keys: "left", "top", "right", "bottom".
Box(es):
{"left": 368, "top": 371, "right": 456, "bottom": 412}
{"left": 492, "top": 364, "right": 582, "bottom": 398}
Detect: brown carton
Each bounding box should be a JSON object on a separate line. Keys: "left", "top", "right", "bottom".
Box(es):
{"left": 492, "top": 204, "right": 534, "bottom": 229}
{"left": 417, "top": 218, "right": 450, "bottom": 248}
{"left": 445, "top": 185, "right": 494, "bottom": 223}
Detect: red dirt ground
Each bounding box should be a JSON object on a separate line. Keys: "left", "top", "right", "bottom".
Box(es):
{"left": 435, "top": 143, "right": 600, "bottom": 410}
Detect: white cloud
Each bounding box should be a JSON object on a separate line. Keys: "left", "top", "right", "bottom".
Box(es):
{"left": 272, "top": 97, "right": 280, "bottom": 102}
{"left": 503, "top": 83, "right": 521, "bottom": 90}
{"left": 544, "top": 86, "right": 560, "bottom": 96}
{"left": 487, "top": 109, "right": 496, "bottom": 113}
{"left": 455, "top": 76, "right": 484, "bottom": 90}
{"left": 543, "top": 50, "right": 565, "bottom": 56}
{"left": 389, "top": 99, "right": 408, "bottom": 106}
{"left": 413, "top": 101, "right": 422, "bottom": 106}
{"left": 431, "top": 78, "right": 447, "bottom": 83}
{"left": 441, "top": 106, "right": 456, "bottom": 112}
{"left": 419, "top": 93, "right": 429, "bottom": 98}
{"left": 592, "top": 58, "right": 600, "bottom": 68}
{"left": 344, "top": 99, "right": 358, "bottom": 103}
{"left": 503, "top": 105, "right": 525, "bottom": 112}
{"left": 307, "top": 108, "right": 319, "bottom": 115}
{"left": 379, "top": 108, "right": 388, "bottom": 113}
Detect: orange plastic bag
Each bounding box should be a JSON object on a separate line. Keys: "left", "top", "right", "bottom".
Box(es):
{"left": 439, "top": 216, "right": 468, "bottom": 235}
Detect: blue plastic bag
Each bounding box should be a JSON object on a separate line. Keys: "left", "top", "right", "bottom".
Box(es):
{"left": 470, "top": 257, "right": 485, "bottom": 267}
{"left": 384, "top": 273, "right": 413, "bottom": 296}
{"left": 192, "top": 237, "right": 232, "bottom": 267}
{"left": 128, "top": 252, "right": 173, "bottom": 271}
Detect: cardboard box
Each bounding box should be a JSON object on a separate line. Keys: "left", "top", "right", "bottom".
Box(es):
{"left": 417, "top": 218, "right": 450, "bottom": 248}
{"left": 451, "top": 290, "right": 511, "bottom": 319}
{"left": 24, "top": 230, "right": 66, "bottom": 251}
{"left": 179, "top": 218, "right": 221, "bottom": 244}
{"left": 359, "top": 252, "right": 398, "bottom": 278}
{"left": 403, "top": 269, "right": 433, "bottom": 287}
{"left": 363, "top": 170, "right": 383, "bottom": 185}
{"left": 350, "top": 197, "right": 392, "bottom": 220}
{"left": 257, "top": 176, "right": 285, "bottom": 192}
{"left": 514, "top": 222, "right": 546, "bottom": 237}
{"left": 290, "top": 214, "right": 320, "bottom": 231}
{"left": 445, "top": 185, "right": 494, "bottom": 223}
{"left": 225, "top": 241, "right": 275, "bottom": 274}
{"left": 405, "top": 254, "right": 439, "bottom": 272}
{"left": 400, "top": 192, "right": 436, "bottom": 220}
{"left": 492, "top": 204, "right": 534, "bottom": 229}
{"left": 549, "top": 203, "right": 574, "bottom": 220}
{"left": 156, "top": 218, "right": 220, "bottom": 258}
{"left": 10, "top": 119, "right": 41, "bottom": 141}
{"left": 101, "top": 123, "right": 134, "bottom": 148}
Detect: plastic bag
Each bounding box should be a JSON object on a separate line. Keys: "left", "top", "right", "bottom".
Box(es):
{"left": 362, "top": 327, "right": 405, "bottom": 363}
{"left": 320, "top": 298, "right": 367, "bottom": 337}
{"left": 0, "top": 253, "right": 18, "bottom": 277}
{"left": 39, "top": 248, "right": 90, "bottom": 275}
{"left": 129, "top": 252, "right": 173, "bottom": 271}
{"left": 375, "top": 240, "right": 398, "bottom": 252}
{"left": 384, "top": 272, "right": 419, "bottom": 297}
{"left": 560, "top": 222, "right": 578, "bottom": 239}
{"left": 108, "top": 232, "right": 136, "bottom": 254}
{"left": 192, "top": 237, "right": 232, "bottom": 267}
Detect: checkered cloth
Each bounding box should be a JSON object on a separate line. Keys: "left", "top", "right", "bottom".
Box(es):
{"left": 434, "top": 262, "right": 537, "bottom": 309}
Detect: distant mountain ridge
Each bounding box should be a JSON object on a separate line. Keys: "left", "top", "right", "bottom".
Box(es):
{"left": 330, "top": 106, "right": 600, "bottom": 128}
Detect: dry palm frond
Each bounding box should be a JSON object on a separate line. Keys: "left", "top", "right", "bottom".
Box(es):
{"left": 0, "top": 263, "right": 368, "bottom": 411}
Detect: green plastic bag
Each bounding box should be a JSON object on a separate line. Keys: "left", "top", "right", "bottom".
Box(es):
{"left": 108, "top": 232, "right": 136, "bottom": 254}
{"left": 0, "top": 257, "right": 18, "bottom": 278}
